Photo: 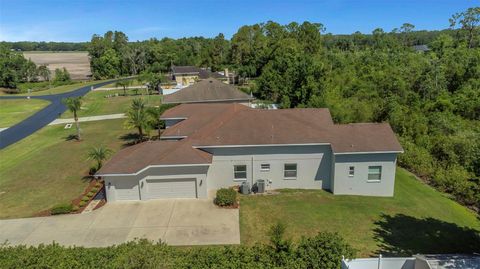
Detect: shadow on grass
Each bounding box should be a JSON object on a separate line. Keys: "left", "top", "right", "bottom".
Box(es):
{"left": 120, "top": 133, "right": 142, "bottom": 147}
{"left": 64, "top": 134, "right": 78, "bottom": 141}
{"left": 374, "top": 214, "right": 480, "bottom": 256}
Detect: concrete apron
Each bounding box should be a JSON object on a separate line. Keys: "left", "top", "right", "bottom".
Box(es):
{"left": 0, "top": 199, "right": 240, "bottom": 247}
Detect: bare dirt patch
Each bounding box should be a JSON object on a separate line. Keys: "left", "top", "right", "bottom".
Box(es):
{"left": 23, "top": 51, "right": 91, "bottom": 80}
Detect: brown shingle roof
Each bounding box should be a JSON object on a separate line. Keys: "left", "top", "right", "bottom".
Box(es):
{"left": 330, "top": 123, "right": 403, "bottom": 153}
{"left": 162, "top": 79, "right": 253, "bottom": 104}
{"left": 98, "top": 104, "right": 402, "bottom": 175}
{"left": 96, "top": 140, "right": 212, "bottom": 175}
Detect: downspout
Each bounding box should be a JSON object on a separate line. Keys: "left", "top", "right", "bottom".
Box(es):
{"left": 251, "top": 156, "right": 254, "bottom": 190}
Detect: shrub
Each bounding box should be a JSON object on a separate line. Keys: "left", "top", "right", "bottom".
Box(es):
{"left": 86, "top": 191, "right": 96, "bottom": 198}
{"left": 72, "top": 205, "right": 79, "bottom": 212}
{"left": 95, "top": 182, "right": 102, "bottom": 188}
{"left": 81, "top": 196, "right": 90, "bottom": 202}
{"left": 50, "top": 204, "right": 73, "bottom": 215}
{"left": 90, "top": 187, "right": 99, "bottom": 193}
{"left": 294, "top": 232, "right": 357, "bottom": 269}
{"left": 214, "top": 188, "right": 237, "bottom": 206}
{"left": 78, "top": 201, "right": 86, "bottom": 207}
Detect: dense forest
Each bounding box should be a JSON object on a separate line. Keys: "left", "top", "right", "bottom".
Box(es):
{"left": 1, "top": 7, "right": 479, "bottom": 211}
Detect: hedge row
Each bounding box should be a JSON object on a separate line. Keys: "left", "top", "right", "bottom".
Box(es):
{"left": 0, "top": 230, "right": 355, "bottom": 269}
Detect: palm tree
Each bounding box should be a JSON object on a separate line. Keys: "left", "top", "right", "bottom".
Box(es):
{"left": 62, "top": 97, "right": 83, "bottom": 140}
{"left": 147, "top": 106, "right": 163, "bottom": 139}
{"left": 87, "top": 146, "right": 112, "bottom": 170}
{"left": 115, "top": 79, "right": 132, "bottom": 96}
{"left": 147, "top": 104, "right": 177, "bottom": 139}
{"left": 125, "top": 98, "right": 148, "bottom": 140}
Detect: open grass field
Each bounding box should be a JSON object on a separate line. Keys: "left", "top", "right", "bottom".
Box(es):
{"left": 2, "top": 80, "right": 111, "bottom": 96}
{"left": 23, "top": 51, "right": 91, "bottom": 80}
{"left": 239, "top": 168, "right": 480, "bottom": 256}
{"left": 61, "top": 89, "right": 162, "bottom": 118}
{"left": 0, "top": 119, "right": 133, "bottom": 219}
{"left": 0, "top": 99, "right": 50, "bottom": 127}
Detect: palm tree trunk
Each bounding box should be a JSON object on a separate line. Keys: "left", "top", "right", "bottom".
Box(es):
{"left": 158, "top": 124, "right": 161, "bottom": 139}
{"left": 123, "top": 86, "right": 127, "bottom": 96}
{"left": 74, "top": 111, "right": 81, "bottom": 140}
{"left": 138, "top": 127, "right": 143, "bottom": 140}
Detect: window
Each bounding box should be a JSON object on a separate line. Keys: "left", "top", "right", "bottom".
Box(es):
{"left": 260, "top": 163, "right": 270, "bottom": 172}
{"left": 348, "top": 166, "right": 355, "bottom": 177}
{"left": 284, "top": 163, "right": 297, "bottom": 179}
{"left": 234, "top": 165, "right": 247, "bottom": 180}
{"left": 368, "top": 166, "right": 382, "bottom": 181}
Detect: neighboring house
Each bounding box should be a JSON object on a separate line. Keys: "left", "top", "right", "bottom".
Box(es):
{"left": 162, "top": 78, "right": 254, "bottom": 104}
{"left": 342, "top": 254, "right": 480, "bottom": 269}
{"left": 96, "top": 103, "right": 403, "bottom": 201}
{"left": 171, "top": 65, "right": 227, "bottom": 87}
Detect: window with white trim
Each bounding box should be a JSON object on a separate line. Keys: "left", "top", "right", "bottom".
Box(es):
{"left": 234, "top": 165, "right": 247, "bottom": 180}
{"left": 284, "top": 163, "right": 297, "bottom": 179}
{"left": 348, "top": 166, "right": 355, "bottom": 177}
{"left": 260, "top": 163, "right": 270, "bottom": 172}
{"left": 368, "top": 166, "right": 382, "bottom": 181}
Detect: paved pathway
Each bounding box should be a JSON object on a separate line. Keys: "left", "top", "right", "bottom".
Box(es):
{"left": 94, "top": 85, "right": 147, "bottom": 91}
{"left": 49, "top": 113, "right": 126, "bottom": 125}
{"left": 0, "top": 199, "right": 240, "bottom": 247}
{"left": 0, "top": 80, "right": 120, "bottom": 149}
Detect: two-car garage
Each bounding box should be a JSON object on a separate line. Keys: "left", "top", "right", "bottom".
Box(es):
{"left": 103, "top": 165, "right": 210, "bottom": 202}
{"left": 106, "top": 178, "right": 198, "bottom": 201}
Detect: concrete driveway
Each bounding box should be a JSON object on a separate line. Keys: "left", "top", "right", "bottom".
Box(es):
{"left": 0, "top": 199, "right": 239, "bottom": 247}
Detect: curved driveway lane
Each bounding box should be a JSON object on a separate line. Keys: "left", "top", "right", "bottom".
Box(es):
{"left": 0, "top": 80, "right": 116, "bottom": 149}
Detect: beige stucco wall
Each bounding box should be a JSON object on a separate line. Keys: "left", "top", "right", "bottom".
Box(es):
{"left": 332, "top": 153, "right": 397, "bottom": 197}
{"left": 203, "top": 145, "right": 332, "bottom": 192}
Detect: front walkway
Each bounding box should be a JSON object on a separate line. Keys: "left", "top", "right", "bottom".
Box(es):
{"left": 48, "top": 113, "right": 126, "bottom": 125}
{"left": 0, "top": 199, "right": 240, "bottom": 247}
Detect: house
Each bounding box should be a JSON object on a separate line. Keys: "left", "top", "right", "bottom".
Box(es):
{"left": 171, "top": 65, "right": 227, "bottom": 87}
{"left": 96, "top": 103, "right": 403, "bottom": 201}
{"left": 162, "top": 78, "right": 254, "bottom": 104}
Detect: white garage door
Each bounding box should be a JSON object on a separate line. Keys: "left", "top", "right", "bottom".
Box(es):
{"left": 114, "top": 179, "right": 140, "bottom": 200}
{"left": 146, "top": 178, "right": 197, "bottom": 199}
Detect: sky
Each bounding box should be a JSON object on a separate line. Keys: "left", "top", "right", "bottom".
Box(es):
{"left": 0, "top": 0, "right": 476, "bottom": 42}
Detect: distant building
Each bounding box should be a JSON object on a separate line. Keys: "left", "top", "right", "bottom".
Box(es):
{"left": 171, "top": 66, "right": 228, "bottom": 87}
{"left": 412, "top": 44, "right": 430, "bottom": 53}
{"left": 162, "top": 78, "right": 254, "bottom": 104}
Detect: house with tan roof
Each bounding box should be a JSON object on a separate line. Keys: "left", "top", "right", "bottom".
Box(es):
{"left": 171, "top": 65, "right": 227, "bottom": 87}
{"left": 96, "top": 103, "right": 403, "bottom": 201}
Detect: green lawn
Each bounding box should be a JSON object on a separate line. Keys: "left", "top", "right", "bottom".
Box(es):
{"left": 61, "top": 89, "right": 162, "bottom": 118}
{"left": 0, "top": 99, "right": 50, "bottom": 127}
{"left": 240, "top": 168, "right": 480, "bottom": 256}
{"left": 10, "top": 80, "right": 112, "bottom": 96}
{"left": 0, "top": 119, "right": 134, "bottom": 219}
{"left": 99, "top": 79, "right": 145, "bottom": 88}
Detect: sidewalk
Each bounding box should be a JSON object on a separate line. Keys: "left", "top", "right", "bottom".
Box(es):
{"left": 49, "top": 113, "right": 126, "bottom": 125}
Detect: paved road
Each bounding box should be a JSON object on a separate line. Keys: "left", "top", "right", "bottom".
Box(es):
{"left": 0, "top": 199, "right": 240, "bottom": 247}
{"left": 0, "top": 80, "right": 116, "bottom": 149}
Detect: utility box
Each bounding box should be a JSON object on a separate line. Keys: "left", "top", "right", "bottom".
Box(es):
{"left": 256, "top": 180, "right": 265, "bottom": 193}
{"left": 240, "top": 182, "right": 250, "bottom": 194}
